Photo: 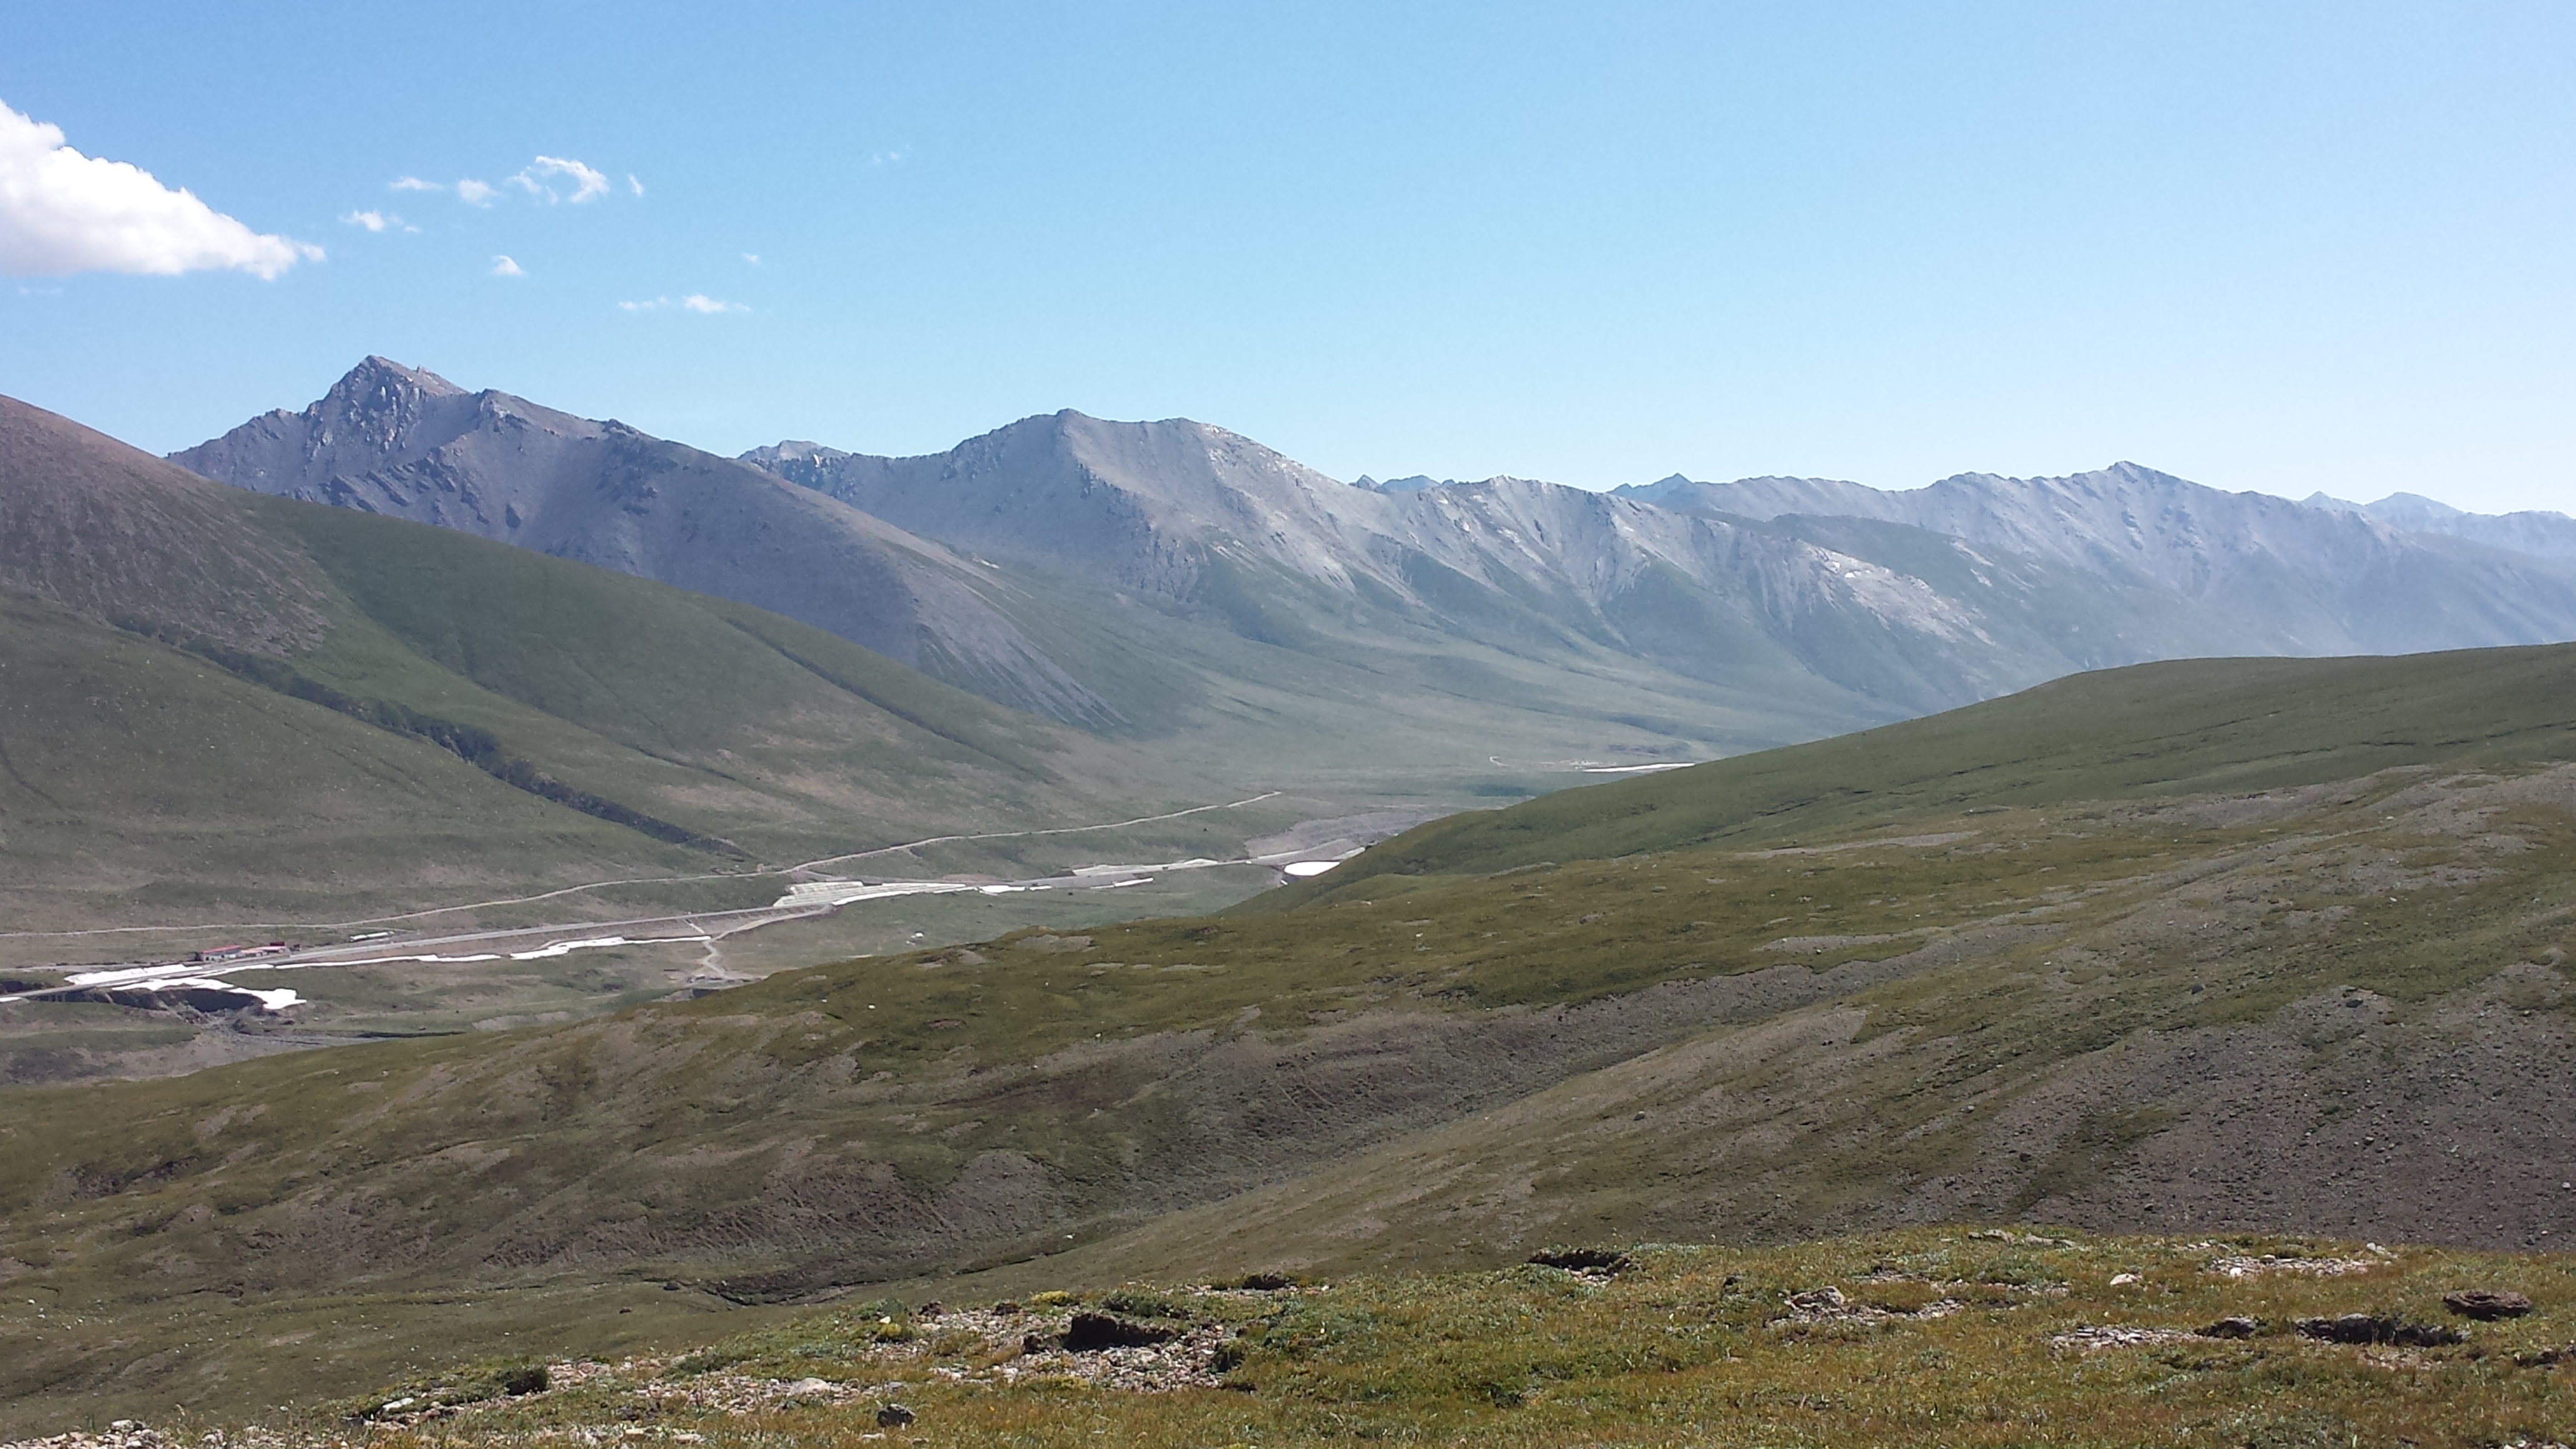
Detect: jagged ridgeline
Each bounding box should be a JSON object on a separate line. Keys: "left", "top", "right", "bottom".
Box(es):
{"left": 6, "top": 640, "right": 2573, "bottom": 1428}
{"left": 0, "top": 395, "right": 1107, "bottom": 926}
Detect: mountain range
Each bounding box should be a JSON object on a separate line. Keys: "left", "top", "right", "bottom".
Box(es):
{"left": 180, "top": 359, "right": 2576, "bottom": 746}
{"left": 2303, "top": 487, "right": 2576, "bottom": 562}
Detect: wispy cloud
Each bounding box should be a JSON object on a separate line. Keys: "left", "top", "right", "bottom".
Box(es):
{"left": 394, "top": 160, "right": 627, "bottom": 208}
{"left": 627, "top": 173, "right": 645, "bottom": 197}
{"left": 341, "top": 209, "right": 415, "bottom": 233}
{"left": 490, "top": 254, "right": 526, "bottom": 277}
{"left": 620, "top": 293, "right": 748, "bottom": 314}
{"left": 0, "top": 98, "right": 320, "bottom": 279}
{"left": 743, "top": 252, "right": 761, "bottom": 266}
{"left": 511, "top": 155, "right": 610, "bottom": 204}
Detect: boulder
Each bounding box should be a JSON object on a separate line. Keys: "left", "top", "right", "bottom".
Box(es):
{"left": 1062, "top": 1312, "right": 1181, "bottom": 1352}
{"left": 2295, "top": 1314, "right": 2461, "bottom": 1347}
{"left": 2442, "top": 1289, "right": 2534, "bottom": 1320}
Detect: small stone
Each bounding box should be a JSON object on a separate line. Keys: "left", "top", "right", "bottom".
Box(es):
{"left": 2442, "top": 1289, "right": 2534, "bottom": 1320}
{"left": 2198, "top": 1316, "right": 2260, "bottom": 1339}
{"left": 2110, "top": 1272, "right": 2140, "bottom": 1286}
{"left": 876, "top": 1404, "right": 916, "bottom": 1428}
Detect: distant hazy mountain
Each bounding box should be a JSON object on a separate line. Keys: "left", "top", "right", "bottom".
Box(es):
{"left": 1620, "top": 463, "right": 2576, "bottom": 656}
{"left": 2303, "top": 489, "right": 2576, "bottom": 562}
{"left": 754, "top": 419, "right": 2576, "bottom": 713}
{"left": 173, "top": 359, "right": 1111, "bottom": 724}
{"left": 746, "top": 414, "right": 2152, "bottom": 714}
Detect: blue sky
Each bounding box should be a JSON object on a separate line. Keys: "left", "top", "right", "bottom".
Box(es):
{"left": 1, "top": 2, "right": 2569, "bottom": 510}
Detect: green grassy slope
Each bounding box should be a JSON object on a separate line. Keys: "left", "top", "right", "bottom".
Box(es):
{"left": 0, "top": 394, "right": 1176, "bottom": 930}
{"left": 1260, "top": 642, "right": 2576, "bottom": 904}
{"left": 0, "top": 593, "right": 698, "bottom": 915}
{"left": 4, "top": 643, "right": 2572, "bottom": 1427}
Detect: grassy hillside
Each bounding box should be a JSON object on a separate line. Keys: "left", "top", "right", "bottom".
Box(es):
{"left": 3, "top": 643, "right": 2572, "bottom": 1430}
{"left": 0, "top": 394, "right": 1210, "bottom": 933}
{"left": 1261, "top": 642, "right": 2576, "bottom": 902}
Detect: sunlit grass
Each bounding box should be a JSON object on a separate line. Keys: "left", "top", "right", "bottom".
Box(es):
{"left": 322, "top": 1229, "right": 2576, "bottom": 1448}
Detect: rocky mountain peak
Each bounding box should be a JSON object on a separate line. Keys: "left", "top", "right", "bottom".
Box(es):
{"left": 739, "top": 439, "right": 849, "bottom": 469}
{"left": 338, "top": 355, "right": 466, "bottom": 398}
{"left": 302, "top": 356, "right": 477, "bottom": 458}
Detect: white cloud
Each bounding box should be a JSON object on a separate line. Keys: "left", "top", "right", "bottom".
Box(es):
{"left": 342, "top": 209, "right": 407, "bottom": 232}
{"left": 455, "top": 178, "right": 497, "bottom": 206}
{"left": 389, "top": 176, "right": 442, "bottom": 192}
{"left": 620, "top": 293, "right": 747, "bottom": 314}
{"left": 743, "top": 252, "right": 760, "bottom": 265}
{"left": 489, "top": 254, "right": 525, "bottom": 277}
{"left": 511, "top": 155, "right": 610, "bottom": 204}
{"left": 0, "top": 99, "right": 320, "bottom": 279}
{"left": 628, "top": 173, "right": 645, "bottom": 197}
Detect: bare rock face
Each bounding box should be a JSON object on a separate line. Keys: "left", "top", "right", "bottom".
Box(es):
{"left": 173, "top": 361, "right": 1110, "bottom": 725}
